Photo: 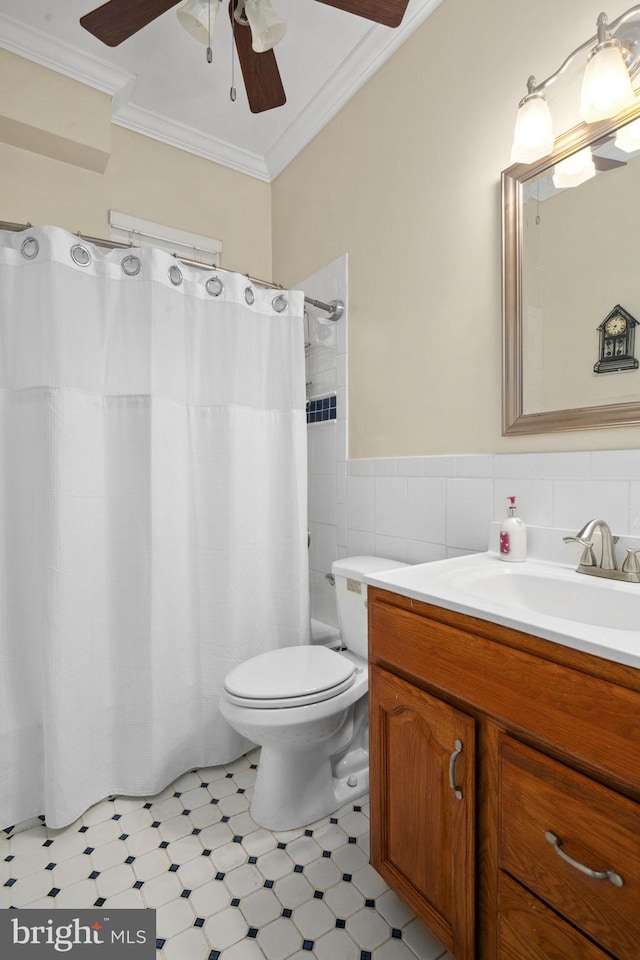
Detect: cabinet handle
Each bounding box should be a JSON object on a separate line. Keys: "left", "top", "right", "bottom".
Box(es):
{"left": 449, "top": 739, "right": 463, "bottom": 800}
{"left": 544, "top": 831, "right": 624, "bottom": 887}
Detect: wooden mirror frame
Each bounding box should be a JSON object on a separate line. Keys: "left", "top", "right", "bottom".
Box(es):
{"left": 502, "top": 94, "right": 640, "bottom": 435}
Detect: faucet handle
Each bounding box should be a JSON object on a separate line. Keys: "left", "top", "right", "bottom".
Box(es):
{"left": 562, "top": 536, "right": 596, "bottom": 567}
{"left": 622, "top": 548, "right": 640, "bottom": 575}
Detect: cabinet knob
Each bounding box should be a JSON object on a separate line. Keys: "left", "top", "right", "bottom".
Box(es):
{"left": 449, "top": 739, "right": 464, "bottom": 801}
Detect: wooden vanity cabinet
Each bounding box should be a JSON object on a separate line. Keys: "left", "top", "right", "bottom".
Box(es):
{"left": 368, "top": 586, "right": 640, "bottom": 960}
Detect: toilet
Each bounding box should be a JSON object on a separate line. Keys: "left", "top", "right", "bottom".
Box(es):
{"left": 219, "top": 556, "right": 407, "bottom": 830}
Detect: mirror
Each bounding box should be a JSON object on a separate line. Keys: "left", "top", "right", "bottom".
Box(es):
{"left": 502, "top": 96, "right": 640, "bottom": 434}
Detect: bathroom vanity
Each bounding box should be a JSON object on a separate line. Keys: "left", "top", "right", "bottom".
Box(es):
{"left": 367, "top": 566, "right": 640, "bottom": 960}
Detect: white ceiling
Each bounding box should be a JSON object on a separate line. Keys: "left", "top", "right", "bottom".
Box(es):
{"left": 0, "top": 0, "right": 442, "bottom": 181}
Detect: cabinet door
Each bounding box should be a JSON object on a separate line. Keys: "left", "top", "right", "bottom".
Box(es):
{"left": 370, "top": 665, "right": 475, "bottom": 960}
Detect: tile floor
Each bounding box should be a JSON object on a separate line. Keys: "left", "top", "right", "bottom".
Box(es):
{"left": 1, "top": 750, "right": 452, "bottom": 960}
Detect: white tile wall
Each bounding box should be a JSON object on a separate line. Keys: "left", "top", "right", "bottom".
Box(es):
{"left": 304, "top": 259, "right": 640, "bottom": 626}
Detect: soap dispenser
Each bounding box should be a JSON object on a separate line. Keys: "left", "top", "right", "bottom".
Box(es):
{"left": 499, "top": 496, "right": 527, "bottom": 562}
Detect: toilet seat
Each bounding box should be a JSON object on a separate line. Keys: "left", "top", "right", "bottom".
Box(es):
{"left": 223, "top": 646, "right": 356, "bottom": 709}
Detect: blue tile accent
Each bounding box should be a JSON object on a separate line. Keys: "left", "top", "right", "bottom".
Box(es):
{"left": 304, "top": 829, "right": 313, "bottom": 837}
{"left": 82, "top": 847, "right": 94, "bottom": 855}
{"left": 156, "top": 939, "right": 166, "bottom": 949}
{"left": 221, "top": 816, "right": 230, "bottom": 823}
{"left": 43, "top": 840, "right": 53, "bottom": 847}
{"left": 151, "top": 821, "right": 161, "bottom": 828}
{"left": 160, "top": 841, "right": 169, "bottom": 849}
{"left": 365, "top": 898, "right": 375, "bottom": 908}
{"left": 282, "top": 908, "right": 292, "bottom": 919}
{"left": 360, "top": 952, "right": 372, "bottom": 960}
{"left": 211, "top": 798, "right": 219, "bottom": 805}
{"left": 330, "top": 818, "right": 338, "bottom": 825}
{"left": 4, "top": 855, "right": 14, "bottom": 862}
{"left": 143, "top": 802, "right": 152, "bottom": 809}
{"left": 79, "top": 826, "right": 89, "bottom": 833}
{"left": 192, "top": 828, "right": 201, "bottom": 836}
{"left": 353, "top": 805, "right": 361, "bottom": 811}
{"left": 232, "top": 835, "right": 243, "bottom": 843}
{"left": 94, "top": 898, "right": 106, "bottom": 907}
{"left": 169, "top": 864, "right": 179, "bottom": 872}
{"left": 215, "top": 872, "right": 225, "bottom": 881}
{"left": 181, "top": 889, "right": 192, "bottom": 898}
{"left": 277, "top": 842, "right": 287, "bottom": 850}
{"left": 264, "top": 879, "right": 274, "bottom": 888}
{"left": 4, "top": 879, "right": 16, "bottom": 887}
{"left": 231, "top": 898, "right": 241, "bottom": 907}
{"left": 348, "top": 837, "right": 357, "bottom": 844}
{"left": 392, "top": 929, "right": 402, "bottom": 939}
{"left": 208, "top": 952, "right": 221, "bottom": 960}
{"left": 202, "top": 849, "right": 212, "bottom": 857}
{"left": 306, "top": 395, "right": 337, "bottom": 424}
{"left": 118, "top": 834, "right": 128, "bottom": 841}
{"left": 47, "top": 888, "right": 60, "bottom": 897}
{"left": 133, "top": 880, "right": 143, "bottom": 889}
{"left": 247, "top": 928, "right": 259, "bottom": 939}
{"left": 313, "top": 890, "right": 324, "bottom": 899}
{"left": 322, "top": 851, "right": 331, "bottom": 858}
{"left": 248, "top": 856, "right": 257, "bottom": 865}
{"left": 45, "top": 863, "right": 56, "bottom": 871}
{"left": 112, "top": 814, "right": 121, "bottom": 821}
{"left": 89, "top": 871, "right": 100, "bottom": 880}
{"left": 200, "top": 782, "right": 209, "bottom": 788}
{"left": 125, "top": 856, "right": 135, "bottom": 864}
{"left": 293, "top": 864, "right": 304, "bottom": 873}
{"left": 181, "top": 809, "right": 191, "bottom": 816}
{"left": 173, "top": 792, "right": 182, "bottom": 797}
{"left": 343, "top": 874, "right": 352, "bottom": 882}
{"left": 225, "top": 773, "right": 234, "bottom": 779}
{"left": 335, "top": 918, "right": 346, "bottom": 929}
{"left": 303, "top": 941, "right": 314, "bottom": 951}
{"left": 194, "top": 918, "right": 205, "bottom": 928}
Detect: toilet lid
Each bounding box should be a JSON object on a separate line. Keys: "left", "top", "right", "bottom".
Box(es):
{"left": 224, "top": 646, "right": 356, "bottom": 706}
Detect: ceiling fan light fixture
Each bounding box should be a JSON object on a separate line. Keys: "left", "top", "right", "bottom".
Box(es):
{"left": 243, "top": 0, "right": 287, "bottom": 53}
{"left": 177, "top": 0, "right": 219, "bottom": 44}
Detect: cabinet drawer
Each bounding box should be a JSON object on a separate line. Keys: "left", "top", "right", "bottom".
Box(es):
{"left": 499, "top": 736, "right": 640, "bottom": 960}
{"left": 498, "top": 872, "right": 610, "bottom": 960}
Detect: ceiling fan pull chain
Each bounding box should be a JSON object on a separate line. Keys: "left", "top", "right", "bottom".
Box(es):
{"left": 207, "top": 0, "right": 213, "bottom": 63}
{"left": 230, "top": 3, "right": 237, "bottom": 102}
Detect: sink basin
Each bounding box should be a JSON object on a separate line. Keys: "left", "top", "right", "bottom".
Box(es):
{"left": 365, "top": 553, "right": 640, "bottom": 669}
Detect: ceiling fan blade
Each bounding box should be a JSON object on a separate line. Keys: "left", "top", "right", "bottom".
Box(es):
{"left": 80, "top": 0, "right": 182, "bottom": 47}
{"left": 229, "top": 3, "right": 286, "bottom": 114}
{"left": 314, "top": 0, "right": 409, "bottom": 29}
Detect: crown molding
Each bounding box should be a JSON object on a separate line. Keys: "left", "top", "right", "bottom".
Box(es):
{"left": 0, "top": 12, "right": 134, "bottom": 94}
{"left": 1, "top": 0, "right": 442, "bottom": 184}
{"left": 265, "top": 0, "right": 444, "bottom": 179}
{"left": 112, "top": 103, "right": 271, "bottom": 182}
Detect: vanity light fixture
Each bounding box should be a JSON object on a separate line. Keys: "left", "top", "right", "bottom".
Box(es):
{"left": 615, "top": 113, "right": 640, "bottom": 147}
{"left": 511, "top": 5, "right": 640, "bottom": 164}
{"left": 552, "top": 145, "right": 596, "bottom": 188}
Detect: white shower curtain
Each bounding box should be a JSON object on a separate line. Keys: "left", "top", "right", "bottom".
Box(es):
{"left": 0, "top": 226, "right": 309, "bottom": 829}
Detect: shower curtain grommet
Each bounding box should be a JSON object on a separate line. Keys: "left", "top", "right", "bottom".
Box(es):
{"left": 272, "top": 295, "right": 287, "bottom": 313}
{"left": 70, "top": 243, "right": 91, "bottom": 267}
{"left": 168, "top": 265, "right": 183, "bottom": 286}
{"left": 245, "top": 286, "right": 255, "bottom": 305}
{"left": 20, "top": 236, "right": 39, "bottom": 260}
{"left": 122, "top": 255, "right": 142, "bottom": 276}
{"left": 206, "top": 276, "right": 223, "bottom": 297}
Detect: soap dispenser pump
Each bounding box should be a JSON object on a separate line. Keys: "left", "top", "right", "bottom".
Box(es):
{"left": 499, "top": 496, "right": 527, "bottom": 562}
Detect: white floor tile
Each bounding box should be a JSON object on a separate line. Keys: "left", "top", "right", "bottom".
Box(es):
{"left": 2, "top": 757, "right": 447, "bottom": 960}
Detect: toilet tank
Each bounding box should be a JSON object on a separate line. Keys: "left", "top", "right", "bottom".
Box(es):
{"left": 331, "top": 556, "right": 408, "bottom": 659}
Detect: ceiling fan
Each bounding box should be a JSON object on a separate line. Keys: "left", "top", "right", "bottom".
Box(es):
{"left": 80, "top": 0, "right": 410, "bottom": 113}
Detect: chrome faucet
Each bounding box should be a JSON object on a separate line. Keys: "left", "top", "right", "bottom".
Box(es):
{"left": 563, "top": 519, "right": 640, "bottom": 583}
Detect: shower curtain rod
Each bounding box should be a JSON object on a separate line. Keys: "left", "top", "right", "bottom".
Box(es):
{"left": 0, "top": 220, "right": 344, "bottom": 321}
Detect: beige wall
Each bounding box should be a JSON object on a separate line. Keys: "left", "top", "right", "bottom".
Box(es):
{"left": 0, "top": 52, "right": 272, "bottom": 279}
{"left": 271, "top": 0, "right": 640, "bottom": 456}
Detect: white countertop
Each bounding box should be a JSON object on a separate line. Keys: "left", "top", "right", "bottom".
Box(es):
{"left": 365, "top": 548, "right": 640, "bottom": 670}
